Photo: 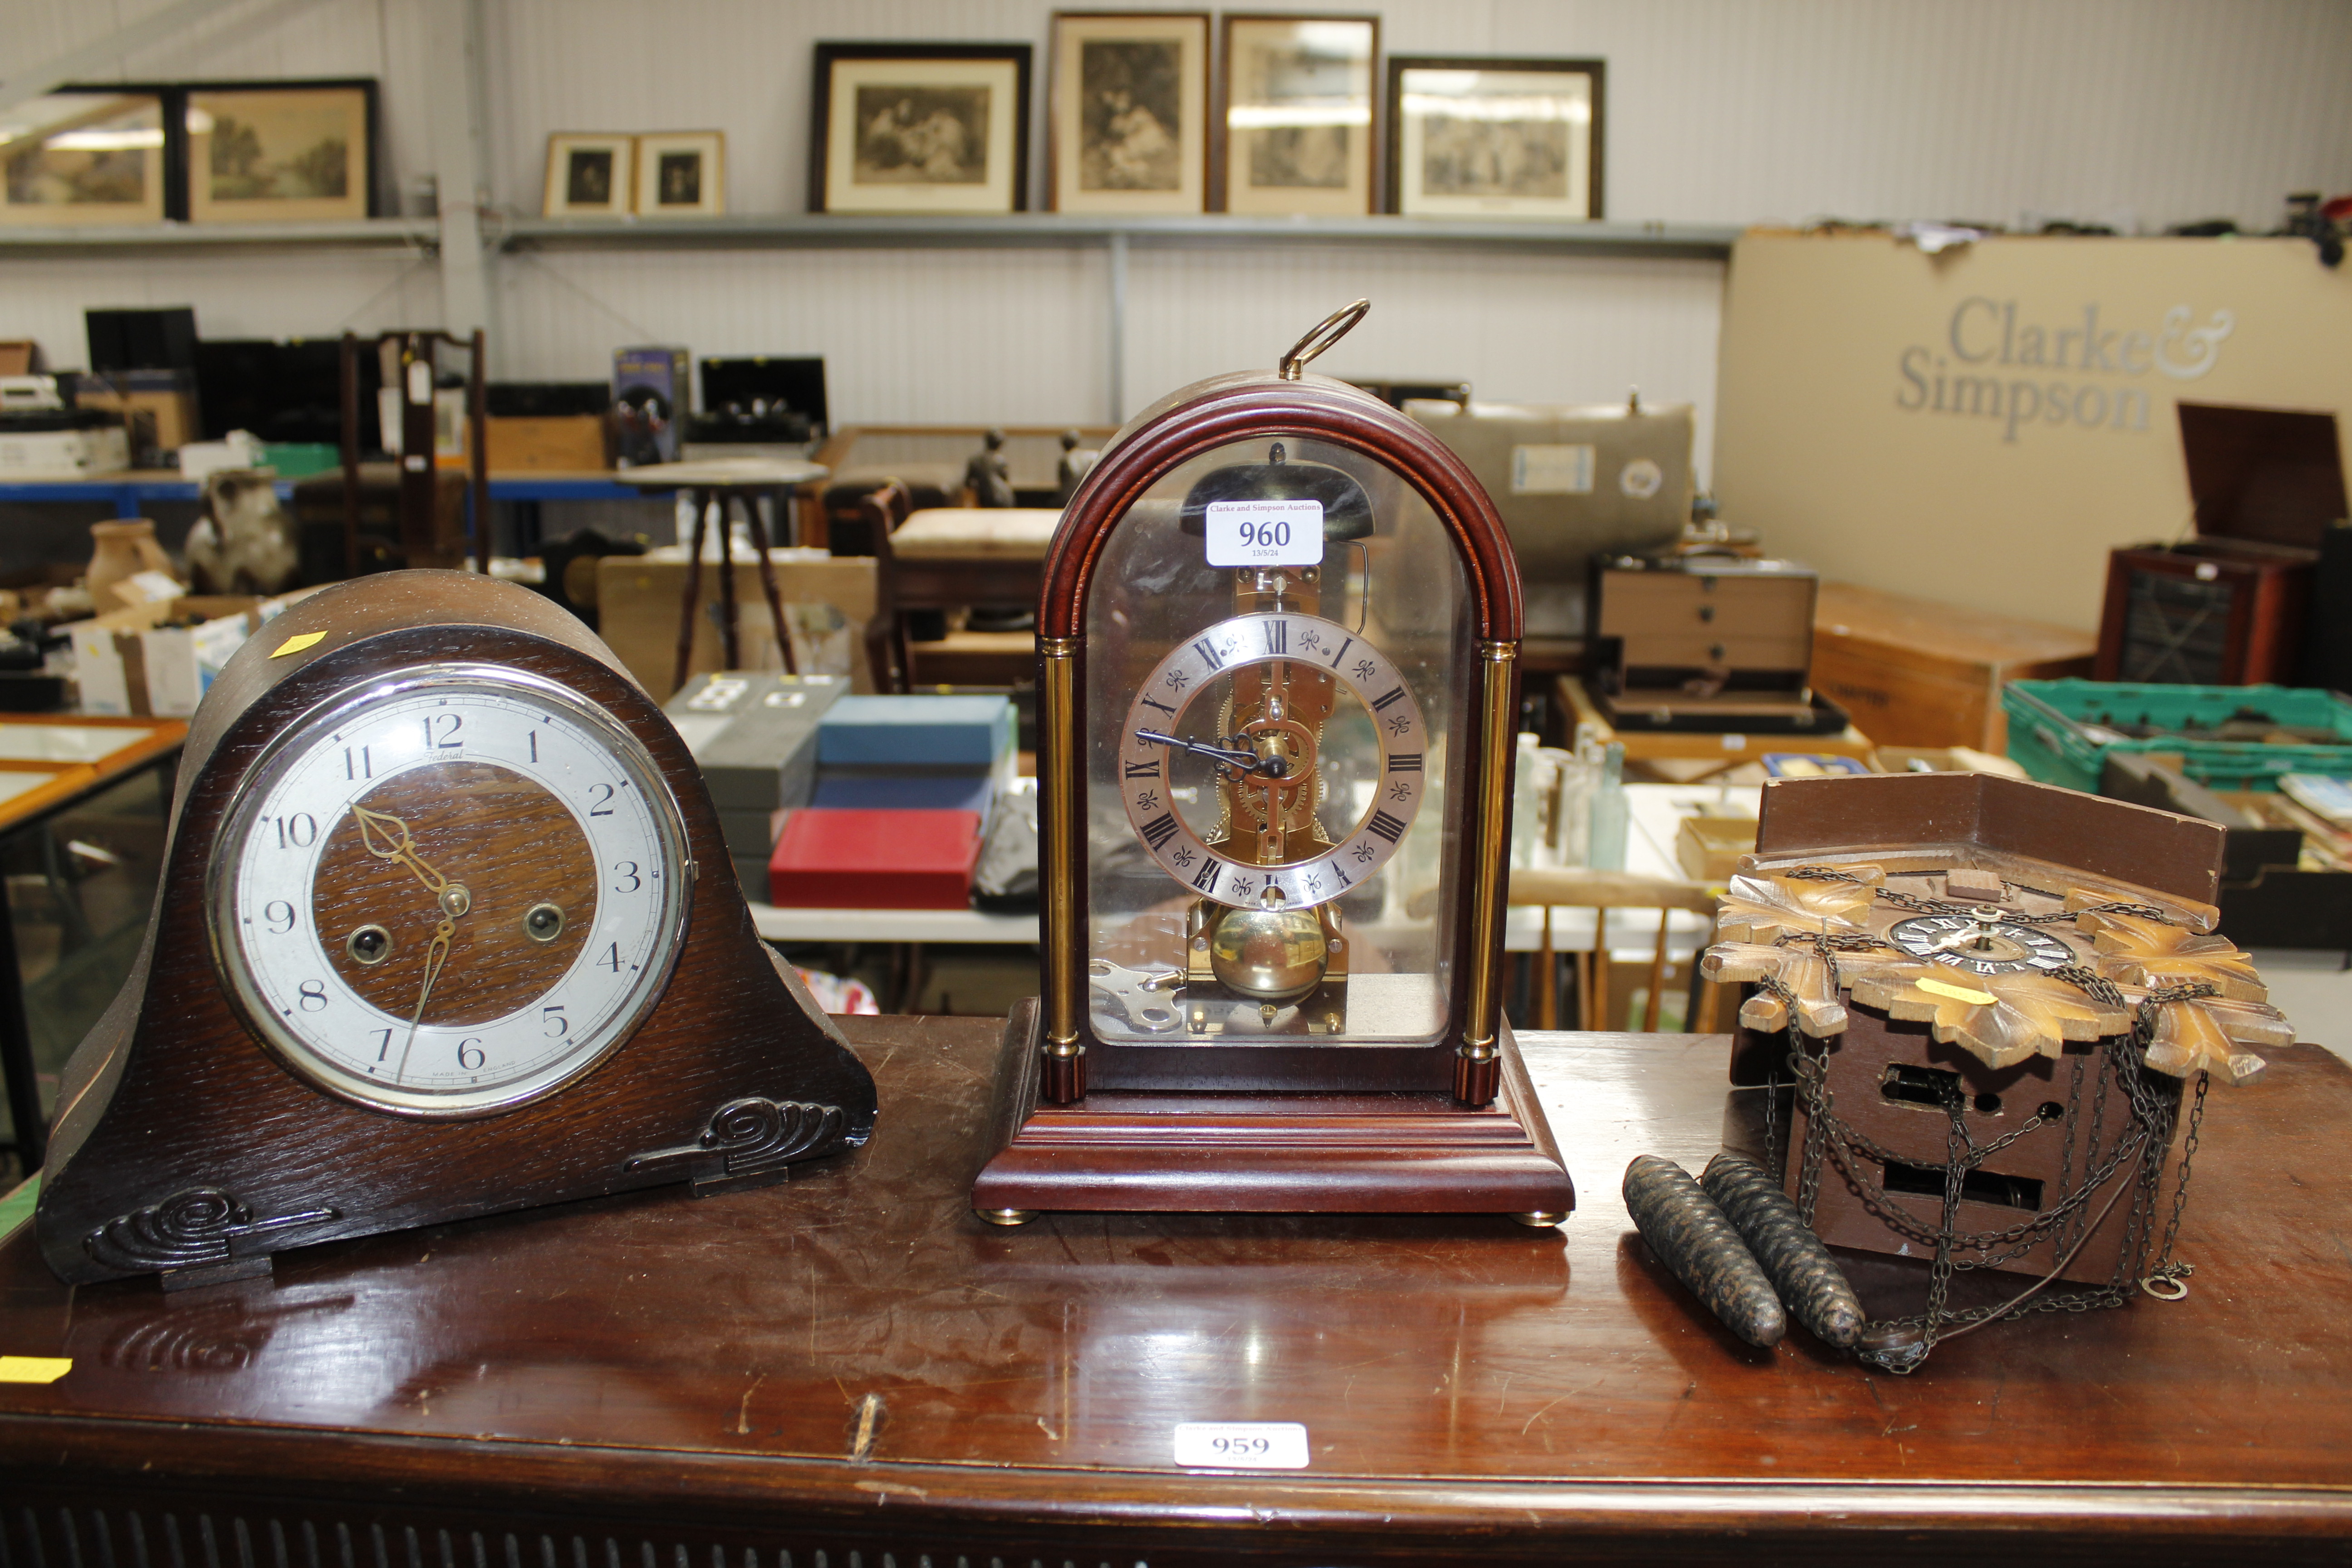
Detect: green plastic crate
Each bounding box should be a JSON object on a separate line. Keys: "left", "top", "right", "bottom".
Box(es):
{"left": 2002, "top": 679, "right": 2352, "bottom": 793}
{"left": 258, "top": 441, "right": 341, "bottom": 480}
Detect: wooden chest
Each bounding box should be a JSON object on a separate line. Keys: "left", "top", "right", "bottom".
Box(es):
{"left": 1811, "top": 582, "right": 2096, "bottom": 751}
{"left": 1587, "top": 553, "right": 1828, "bottom": 728}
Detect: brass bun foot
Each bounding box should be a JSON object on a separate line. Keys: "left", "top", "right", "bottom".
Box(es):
{"left": 1509, "top": 1210, "right": 1567, "bottom": 1229}
{"left": 976, "top": 1207, "right": 1039, "bottom": 1227}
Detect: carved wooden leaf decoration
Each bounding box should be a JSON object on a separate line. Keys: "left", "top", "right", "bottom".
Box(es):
{"left": 2145, "top": 994, "right": 2293, "bottom": 1085}
{"left": 1848, "top": 963, "right": 2131, "bottom": 1070}
{"left": 1713, "top": 867, "right": 1883, "bottom": 946}
{"left": 2074, "top": 909, "right": 2268, "bottom": 1001}
{"left": 1704, "top": 940, "right": 1921, "bottom": 1037}
{"left": 1703, "top": 940, "right": 1848, "bottom": 1036}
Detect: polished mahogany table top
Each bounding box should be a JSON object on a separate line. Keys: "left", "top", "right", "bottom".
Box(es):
{"left": 2, "top": 1019, "right": 2348, "bottom": 1564}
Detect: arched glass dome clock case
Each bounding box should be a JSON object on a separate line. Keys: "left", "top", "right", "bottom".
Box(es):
{"left": 972, "top": 303, "right": 1576, "bottom": 1225}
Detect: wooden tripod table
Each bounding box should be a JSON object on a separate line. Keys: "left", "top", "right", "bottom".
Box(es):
{"left": 1, "top": 1019, "right": 2349, "bottom": 1563}
{"left": 612, "top": 457, "right": 827, "bottom": 686}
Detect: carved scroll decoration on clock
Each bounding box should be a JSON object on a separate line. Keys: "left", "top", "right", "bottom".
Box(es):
{"left": 84, "top": 1186, "right": 340, "bottom": 1273}
{"left": 626, "top": 1095, "right": 850, "bottom": 1193}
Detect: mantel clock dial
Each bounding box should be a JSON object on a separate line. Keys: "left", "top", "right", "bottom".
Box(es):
{"left": 973, "top": 300, "right": 1575, "bottom": 1225}
{"left": 37, "top": 572, "right": 877, "bottom": 1289}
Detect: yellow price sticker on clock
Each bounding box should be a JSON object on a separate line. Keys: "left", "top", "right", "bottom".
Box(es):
{"left": 1917, "top": 976, "right": 1998, "bottom": 1006}
{"left": 0, "top": 1357, "right": 70, "bottom": 1384}
{"left": 271, "top": 632, "right": 327, "bottom": 658}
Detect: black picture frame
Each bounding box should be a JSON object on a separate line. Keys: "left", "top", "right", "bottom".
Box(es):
{"left": 1384, "top": 56, "right": 1604, "bottom": 220}
{"left": 809, "top": 42, "right": 1034, "bottom": 215}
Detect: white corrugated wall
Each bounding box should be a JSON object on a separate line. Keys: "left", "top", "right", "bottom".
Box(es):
{"left": 6, "top": 0, "right": 2349, "bottom": 480}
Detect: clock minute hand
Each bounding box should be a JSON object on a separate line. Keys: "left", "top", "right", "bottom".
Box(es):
{"left": 1134, "top": 729, "right": 1287, "bottom": 778}
{"left": 393, "top": 912, "right": 456, "bottom": 1085}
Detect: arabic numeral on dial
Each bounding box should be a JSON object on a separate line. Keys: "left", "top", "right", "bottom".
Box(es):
{"left": 264, "top": 899, "right": 296, "bottom": 935}
{"left": 542, "top": 1004, "right": 568, "bottom": 1038}
{"left": 273, "top": 813, "right": 318, "bottom": 849}
{"left": 297, "top": 979, "right": 328, "bottom": 1011}
{"left": 588, "top": 783, "right": 616, "bottom": 817}
{"left": 371, "top": 1027, "right": 393, "bottom": 1061}
{"left": 599, "top": 941, "right": 623, "bottom": 972}
{"left": 613, "top": 860, "right": 641, "bottom": 892}
{"left": 456, "top": 1038, "right": 485, "bottom": 1070}
{"left": 423, "top": 712, "right": 463, "bottom": 750}
{"left": 343, "top": 745, "right": 372, "bottom": 779}
{"left": 528, "top": 730, "right": 538, "bottom": 764}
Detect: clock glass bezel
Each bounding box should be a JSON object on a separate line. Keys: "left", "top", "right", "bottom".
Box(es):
{"left": 205, "top": 662, "right": 693, "bottom": 1118}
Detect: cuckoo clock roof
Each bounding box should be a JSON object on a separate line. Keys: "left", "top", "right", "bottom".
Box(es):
{"left": 1740, "top": 770, "right": 2226, "bottom": 931}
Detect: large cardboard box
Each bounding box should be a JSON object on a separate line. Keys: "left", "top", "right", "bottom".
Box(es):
{"left": 1810, "top": 581, "right": 2097, "bottom": 751}
{"left": 71, "top": 370, "right": 200, "bottom": 456}
{"left": 1715, "top": 231, "right": 2352, "bottom": 630}
{"left": 596, "top": 548, "right": 879, "bottom": 700}
{"left": 68, "top": 594, "right": 275, "bottom": 717}
{"left": 486, "top": 414, "right": 608, "bottom": 472}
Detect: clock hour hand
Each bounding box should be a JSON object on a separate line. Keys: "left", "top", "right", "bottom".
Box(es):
{"left": 1133, "top": 729, "right": 1288, "bottom": 779}
{"left": 353, "top": 804, "right": 472, "bottom": 918}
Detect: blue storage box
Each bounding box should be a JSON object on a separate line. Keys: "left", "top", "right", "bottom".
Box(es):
{"left": 816, "top": 694, "right": 1014, "bottom": 769}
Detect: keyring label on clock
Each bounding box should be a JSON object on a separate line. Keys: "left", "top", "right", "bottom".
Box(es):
{"left": 1205, "top": 499, "right": 1323, "bottom": 567}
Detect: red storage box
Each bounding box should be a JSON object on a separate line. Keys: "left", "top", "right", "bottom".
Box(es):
{"left": 767, "top": 808, "right": 983, "bottom": 910}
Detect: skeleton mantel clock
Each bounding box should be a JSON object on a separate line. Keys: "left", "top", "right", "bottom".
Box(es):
{"left": 35, "top": 571, "right": 877, "bottom": 1289}
{"left": 1702, "top": 770, "right": 2290, "bottom": 1371}
{"left": 971, "top": 301, "right": 1575, "bottom": 1224}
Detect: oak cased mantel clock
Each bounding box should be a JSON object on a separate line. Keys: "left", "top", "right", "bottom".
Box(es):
{"left": 972, "top": 302, "right": 1576, "bottom": 1224}
{"left": 36, "top": 571, "right": 877, "bottom": 1288}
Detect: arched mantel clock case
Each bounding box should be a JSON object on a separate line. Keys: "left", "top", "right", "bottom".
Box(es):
{"left": 972, "top": 302, "right": 1577, "bottom": 1225}
{"left": 35, "top": 572, "right": 877, "bottom": 1289}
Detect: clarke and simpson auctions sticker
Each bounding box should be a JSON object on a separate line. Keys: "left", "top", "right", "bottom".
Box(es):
{"left": 1172, "top": 1421, "right": 1311, "bottom": 1469}
{"left": 1205, "top": 499, "right": 1323, "bottom": 568}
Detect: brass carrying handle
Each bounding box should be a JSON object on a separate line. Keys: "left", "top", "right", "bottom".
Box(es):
{"left": 1278, "top": 299, "right": 1371, "bottom": 380}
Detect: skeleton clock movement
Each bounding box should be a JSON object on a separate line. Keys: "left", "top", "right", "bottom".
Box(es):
{"left": 972, "top": 302, "right": 1575, "bottom": 1224}
{"left": 36, "top": 571, "right": 877, "bottom": 1288}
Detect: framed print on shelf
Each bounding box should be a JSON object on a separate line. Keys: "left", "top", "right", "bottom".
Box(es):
{"left": 1386, "top": 57, "right": 1604, "bottom": 220}
{"left": 543, "top": 132, "right": 635, "bottom": 218}
{"left": 0, "top": 90, "right": 171, "bottom": 226}
{"left": 185, "top": 79, "right": 376, "bottom": 224}
{"left": 635, "top": 131, "right": 725, "bottom": 217}
{"left": 811, "top": 42, "right": 1031, "bottom": 216}
{"left": 1218, "top": 14, "right": 1378, "bottom": 217}
{"left": 1049, "top": 12, "right": 1209, "bottom": 216}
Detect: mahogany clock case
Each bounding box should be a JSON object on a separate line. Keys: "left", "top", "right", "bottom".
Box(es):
{"left": 35, "top": 572, "right": 878, "bottom": 1288}
{"left": 1037, "top": 370, "right": 1524, "bottom": 1097}
{"left": 975, "top": 357, "right": 1575, "bottom": 1222}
